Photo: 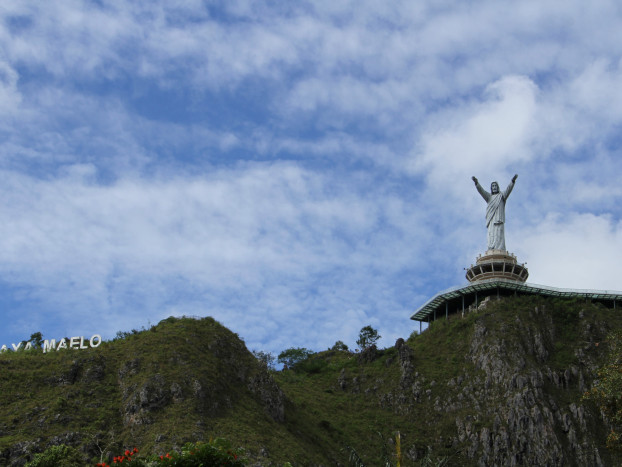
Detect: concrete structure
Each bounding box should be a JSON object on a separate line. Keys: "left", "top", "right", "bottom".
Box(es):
{"left": 465, "top": 249, "right": 528, "bottom": 283}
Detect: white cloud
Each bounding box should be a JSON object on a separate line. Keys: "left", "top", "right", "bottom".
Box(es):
{"left": 521, "top": 212, "right": 622, "bottom": 290}
{"left": 410, "top": 75, "right": 538, "bottom": 184}
{"left": 0, "top": 163, "right": 430, "bottom": 350}
{"left": 0, "top": 61, "right": 21, "bottom": 115}
{"left": 537, "top": 59, "right": 622, "bottom": 152}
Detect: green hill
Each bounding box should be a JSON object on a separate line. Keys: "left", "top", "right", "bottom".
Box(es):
{"left": 1, "top": 295, "right": 621, "bottom": 466}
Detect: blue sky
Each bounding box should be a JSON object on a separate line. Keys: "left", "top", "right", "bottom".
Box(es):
{"left": 1, "top": 1, "right": 621, "bottom": 354}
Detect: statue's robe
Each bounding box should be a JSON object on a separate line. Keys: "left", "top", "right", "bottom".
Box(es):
{"left": 475, "top": 180, "right": 515, "bottom": 251}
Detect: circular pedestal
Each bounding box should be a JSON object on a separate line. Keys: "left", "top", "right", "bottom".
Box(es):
{"left": 466, "top": 249, "right": 528, "bottom": 283}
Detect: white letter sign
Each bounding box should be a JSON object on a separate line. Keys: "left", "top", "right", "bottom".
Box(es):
{"left": 2, "top": 333, "right": 103, "bottom": 354}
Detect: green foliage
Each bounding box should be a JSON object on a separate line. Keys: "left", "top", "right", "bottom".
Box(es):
{"left": 331, "top": 340, "right": 349, "bottom": 351}
{"left": 25, "top": 444, "right": 85, "bottom": 467}
{"left": 151, "top": 439, "right": 245, "bottom": 466}
{"left": 417, "top": 448, "right": 452, "bottom": 467}
{"left": 408, "top": 330, "right": 419, "bottom": 341}
{"left": 356, "top": 326, "right": 380, "bottom": 350}
{"left": 346, "top": 432, "right": 408, "bottom": 467}
{"left": 252, "top": 350, "right": 276, "bottom": 369}
{"left": 347, "top": 435, "right": 454, "bottom": 467}
{"left": 295, "top": 356, "right": 328, "bottom": 374}
{"left": 583, "top": 329, "right": 622, "bottom": 450}
{"left": 99, "top": 441, "right": 245, "bottom": 466}
{"left": 114, "top": 329, "right": 141, "bottom": 340}
{"left": 277, "top": 347, "right": 314, "bottom": 368}
{"left": 29, "top": 332, "right": 44, "bottom": 350}
{"left": 345, "top": 445, "right": 366, "bottom": 467}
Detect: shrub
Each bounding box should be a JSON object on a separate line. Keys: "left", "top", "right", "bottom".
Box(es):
{"left": 330, "top": 340, "right": 349, "bottom": 351}
{"left": 296, "top": 357, "right": 328, "bottom": 374}
{"left": 278, "top": 347, "right": 314, "bottom": 368}
{"left": 26, "top": 444, "right": 86, "bottom": 467}
{"left": 99, "top": 440, "right": 245, "bottom": 466}
{"left": 153, "top": 440, "right": 244, "bottom": 466}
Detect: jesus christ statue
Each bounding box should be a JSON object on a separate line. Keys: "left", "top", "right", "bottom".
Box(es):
{"left": 472, "top": 174, "right": 518, "bottom": 251}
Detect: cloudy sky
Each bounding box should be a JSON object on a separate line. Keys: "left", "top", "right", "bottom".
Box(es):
{"left": 0, "top": 1, "right": 621, "bottom": 354}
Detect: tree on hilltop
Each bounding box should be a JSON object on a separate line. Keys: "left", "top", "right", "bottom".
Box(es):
{"left": 356, "top": 325, "right": 380, "bottom": 350}
{"left": 30, "top": 332, "right": 44, "bottom": 349}
{"left": 277, "top": 347, "right": 314, "bottom": 368}
{"left": 331, "top": 340, "right": 349, "bottom": 351}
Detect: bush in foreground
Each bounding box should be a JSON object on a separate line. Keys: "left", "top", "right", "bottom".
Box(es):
{"left": 26, "top": 445, "right": 86, "bottom": 467}
{"left": 27, "top": 440, "right": 245, "bottom": 467}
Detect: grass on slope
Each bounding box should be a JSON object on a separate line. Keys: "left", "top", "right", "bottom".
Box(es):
{"left": 1, "top": 296, "right": 621, "bottom": 466}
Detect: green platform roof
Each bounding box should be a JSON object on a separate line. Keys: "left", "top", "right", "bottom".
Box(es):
{"left": 411, "top": 278, "right": 622, "bottom": 322}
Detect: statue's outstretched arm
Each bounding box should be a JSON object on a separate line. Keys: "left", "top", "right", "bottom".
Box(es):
{"left": 504, "top": 174, "right": 518, "bottom": 199}
{"left": 473, "top": 176, "right": 490, "bottom": 201}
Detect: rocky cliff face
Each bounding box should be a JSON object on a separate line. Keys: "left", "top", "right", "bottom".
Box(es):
{"left": 457, "top": 305, "right": 605, "bottom": 466}
{"left": 375, "top": 298, "right": 618, "bottom": 466}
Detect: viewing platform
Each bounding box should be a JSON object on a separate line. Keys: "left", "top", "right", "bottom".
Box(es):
{"left": 411, "top": 279, "right": 622, "bottom": 332}
{"left": 465, "top": 249, "right": 528, "bottom": 283}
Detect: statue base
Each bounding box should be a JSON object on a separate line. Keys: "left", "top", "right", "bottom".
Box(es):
{"left": 465, "top": 249, "right": 528, "bottom": 283}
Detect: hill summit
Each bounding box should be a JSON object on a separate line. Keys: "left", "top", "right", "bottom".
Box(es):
{"left": 1, "top": 296, "right": 621, "bottom": 466}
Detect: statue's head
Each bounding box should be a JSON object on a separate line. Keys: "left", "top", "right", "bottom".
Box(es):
{"left": 491, "top": 182, "right": 499, "bottom": 194}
